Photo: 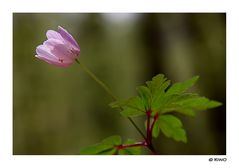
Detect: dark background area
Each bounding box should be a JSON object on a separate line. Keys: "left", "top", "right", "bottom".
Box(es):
{"left": 13, "top": 13, "right": 226, "bottom": 155}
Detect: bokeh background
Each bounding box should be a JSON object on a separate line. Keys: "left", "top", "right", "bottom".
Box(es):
{"left": 13, "top": 13, "right": 226, "bottom": 155}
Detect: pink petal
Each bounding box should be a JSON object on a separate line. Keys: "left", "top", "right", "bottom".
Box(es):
{"left": 44, "top": 39, "right": 75, "bottom": 61}
{"left": 43, "top": 38, "right": 64, "bottom": 50}
{"left": 36, "top": 45, "right": 72, "bottom": 67}
{"left": 46, "top": 30, "right": 64, "bottom": 41}
{"left": 36, "top": 55, "right": 71, "bottom": 67}
{"left": 58, "top": 26, "right": 80, "bottom": 50}
{"left": 36, "top": 44, "right": 58, "bottom": 62}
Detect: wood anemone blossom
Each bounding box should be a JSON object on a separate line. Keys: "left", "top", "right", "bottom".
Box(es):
{"left": 35, "top": 26, "right": 80, "bottom": 67}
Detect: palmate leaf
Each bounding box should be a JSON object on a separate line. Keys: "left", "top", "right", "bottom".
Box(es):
{"left": 109, "top": 74, "right": 171, "bottom": 118}
{"left": 109, "top": 74, "right": 222, "bottom": 134}
{"left": 157, "top": 115, "right": 187, "bottom": 143}
{"left": 151, "top": 76, "right": 199, "bottom": 114}
{"left": 150, "top": 76, "right": 222, "bottom": 116}
{"left": 156, "top": 93, "right": 199, "bottom": 116}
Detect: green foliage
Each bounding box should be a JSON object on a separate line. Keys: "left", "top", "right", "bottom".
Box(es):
{"left": 80, "top": 135, "right": 121, "bottom": 155}
{"left": 109, "top": 96, "right": 145, "bottom": 117}
{"left": 137, "top": 86, "right": 151, "bottom": 110}
{"left": 165, "top": 76, "right": 199, "bottom": 96}
{"left": 120, "top": 108, "right": 145, "bottom": 117}
{"left": 80, "top": 135, "right": 142, "bottom": 155}
{"left": 81, "top": 74, "right": 223, "bottom": 154}
{"left": 159, "top": 94, "right": 222, "bottom": 116}
{"left": 152, "top": 119, "right": 160, "bottom": 138}
{"left": 156, "top": 115, "right": 187, "bottom": 143}
{"left": 174, "top": 97, "right": 222, "bottom": 110}
{"left": 147, "top": 74, "right": 171, "bottom": 111}
{"left": 108, "top": 74, "right": 222, "bottom": 145}
{"left": 110, "top": 74, "right": 222, "bottom": 118}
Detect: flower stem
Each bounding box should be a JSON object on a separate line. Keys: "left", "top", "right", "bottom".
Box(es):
{"left": 75, "top": 59, "right": 146, "bottom": 140}
{"left": 75, "top": 59, "right": 117, "bottom": 101}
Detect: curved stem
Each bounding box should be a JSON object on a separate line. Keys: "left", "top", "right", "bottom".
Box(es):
{"left": 75, "top": 59, "right": 117, "bottom": 101}
{"left": 75, "top": 59, "right": 146, "bottom": 140}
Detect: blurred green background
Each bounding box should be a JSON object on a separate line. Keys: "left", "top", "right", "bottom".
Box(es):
{"left": 13, "top": 13, "right": 226, "bottom": 155}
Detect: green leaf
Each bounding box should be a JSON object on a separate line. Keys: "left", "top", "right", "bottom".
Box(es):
{"left": 158, "top": 115, "right": 187, "bottom": 143}
{"left": 102, "top": 135, "right": 122, "bottom": 145}
{"left": 118, "top": 139, "right": 142, "bottom": 155}
{"left": 120, "top": 108, "right": 145, "bottom": 117}
{"left": 156, "top": 93, "right": 222, "bottom": 116}
{"left": 110, "top": 74, "right": 222, "bottom": 120}
{"left": 152, "top": 94, "right": 178, "bottom": 114}
{"left": 80, "top": 135, "right": 121, "bottom": 155}
{"left": 146, "top": 74, "right": 169, "bottom": 96}
{"left": 158, "top": 93, "right": 199, "bottom": 116}
{"left": 110, "top": 96, "right": 146, "bottom": 118}
{"left": 148, "top": 75, "right": 221, "bottom": 117}
{"left": 109, "top": 96, "right": 145, "bottom": 112}
{"left": 175, "top": 97, "right": 222, "bottom": 110}
{"left": 162, "top": 106, "right": 196, "bottom": 116}
{"left": 149, "top": 75, "right": 171, "bottom": 109}
{"left": 137, "top": 86, "right": 151, "bottom": 110}
{"left": 166, "top": 76, "right": 199, "bottom": 96}
{"left": 152, "top": 119, "right": 160, "bottom": 138}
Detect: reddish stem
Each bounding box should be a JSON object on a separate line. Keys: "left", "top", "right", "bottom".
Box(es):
{"left": 146, "top": 111, "right": 159, "bottom": 154}
{"left": 115, "top": 141, "right": 147, "bottom": 150}
{"left": 115, "top": 111, "right": 159, "bottom": 155}
{"left": 150, "top": 112, "right": 159, "bottom": 136}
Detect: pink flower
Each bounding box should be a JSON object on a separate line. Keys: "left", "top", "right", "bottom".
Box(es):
{"left": 35, "top": 26, "right": 80, "bottom": 67}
